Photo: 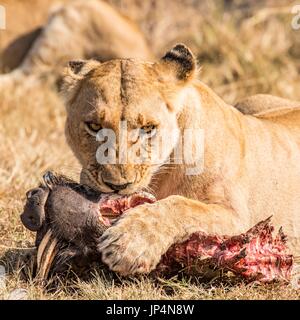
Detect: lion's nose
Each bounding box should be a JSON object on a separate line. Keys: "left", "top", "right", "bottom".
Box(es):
{"left": 104, "top": 181, "right": 132, "bottom": 191}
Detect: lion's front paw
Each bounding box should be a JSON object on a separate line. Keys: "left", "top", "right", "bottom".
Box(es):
{"left": 97, "top": 203, "right": 171, "bottom": 275}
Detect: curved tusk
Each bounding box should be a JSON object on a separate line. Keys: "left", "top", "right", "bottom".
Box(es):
{"left": 36, "top": 229, "right": 58, "bottom": 280}
{"left": 37, "top": 229, "right": 52, "bottom": 270}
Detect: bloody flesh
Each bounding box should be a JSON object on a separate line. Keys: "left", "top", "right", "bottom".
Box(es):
{"left": 99, "top": 196, "right": 294, "bottom": 282}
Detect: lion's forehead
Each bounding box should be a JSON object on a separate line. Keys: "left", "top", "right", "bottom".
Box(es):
{"left": 78, "top": 60, "right": 167, "bottom": 125}
{"left": 87, "top": 59, "right": 159, "bottom": 101}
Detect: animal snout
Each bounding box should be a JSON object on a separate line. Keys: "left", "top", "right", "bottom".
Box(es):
{"left": 21, "top": 187, "right": 48, "bottom": 231}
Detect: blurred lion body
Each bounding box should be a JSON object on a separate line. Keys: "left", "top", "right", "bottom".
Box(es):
{"left": 0, "top": 0, "right": 205, "bottom": 75}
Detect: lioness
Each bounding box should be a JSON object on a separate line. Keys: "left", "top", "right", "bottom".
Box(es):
{"left": 61, "top": 44, "right": 300, "bottom": 275}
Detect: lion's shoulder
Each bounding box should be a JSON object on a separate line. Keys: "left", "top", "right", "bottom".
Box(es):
{"left": 233, "top": 94, "right": 300, "bottom": 126}
{"left": 253, "top": 105, "right": 300, "bottom": 119}
{"left": 235, "top": 94, "right": 300, "bottom": 116}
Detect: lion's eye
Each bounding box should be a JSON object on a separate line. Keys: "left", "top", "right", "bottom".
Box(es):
{"left": 85, "top": 122, "right": 102, "bottom": 135}
{"left": 140, "top": 124, "right": 157, "bottom": 138}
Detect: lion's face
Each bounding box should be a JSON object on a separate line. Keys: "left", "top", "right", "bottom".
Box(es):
{"left": 62, "top": 45, "right": 197, "bottom": 194}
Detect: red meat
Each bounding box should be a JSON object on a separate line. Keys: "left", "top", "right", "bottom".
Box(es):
{"left": 98, "top": 194, "right": 293, "bottom": 282}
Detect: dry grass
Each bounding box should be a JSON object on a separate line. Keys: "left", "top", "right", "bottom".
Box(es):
{"left": 1, "top": 0, "right": 300, "bottom": 299}
{"left": 2, "top": 272, "right": 300, "bottom": 300}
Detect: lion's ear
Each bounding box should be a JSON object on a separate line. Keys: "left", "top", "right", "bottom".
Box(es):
{"left": 67, "top": 60, "right": 101, "bottom": 77}
{"left": 156, "top": 44, "right": 198, "bottom": 83}
{"left": 60, "top": 59, "right": 101, "bottom": 104}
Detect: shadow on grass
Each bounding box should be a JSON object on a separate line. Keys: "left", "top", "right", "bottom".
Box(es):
{"left": 0, "top": 247, "right": 251, "bottom": 298}
{"left": 0, "top": 247, "right": 36, "bottom": 278}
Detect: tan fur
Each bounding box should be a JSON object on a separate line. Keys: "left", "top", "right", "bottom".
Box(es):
{"left": 62, "top": 44, "right": 300, "bottom": 275}
{"left": 0, "top": 0, "right": 207, "bottom": 90}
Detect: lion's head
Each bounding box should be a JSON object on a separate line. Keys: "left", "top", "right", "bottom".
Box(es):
{"left": 61, "top": 44, "right": 198, "bottom": 194}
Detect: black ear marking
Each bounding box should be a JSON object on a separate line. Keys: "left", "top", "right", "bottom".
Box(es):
{"left": 67, "top": 59, "right": 101, "bottom": 78}
{"left": 68, "top": 60, "right": 86, "bottom": 74}
{"left": 162, "top": 44, "right": 196, "bottom": 80}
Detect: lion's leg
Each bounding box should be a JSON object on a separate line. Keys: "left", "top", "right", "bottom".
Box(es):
{"left": 0, "top": 0, "right": 152, "bottom": 89}
{"left": 98, "top": 195, "right": 246, "bottom": 275}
